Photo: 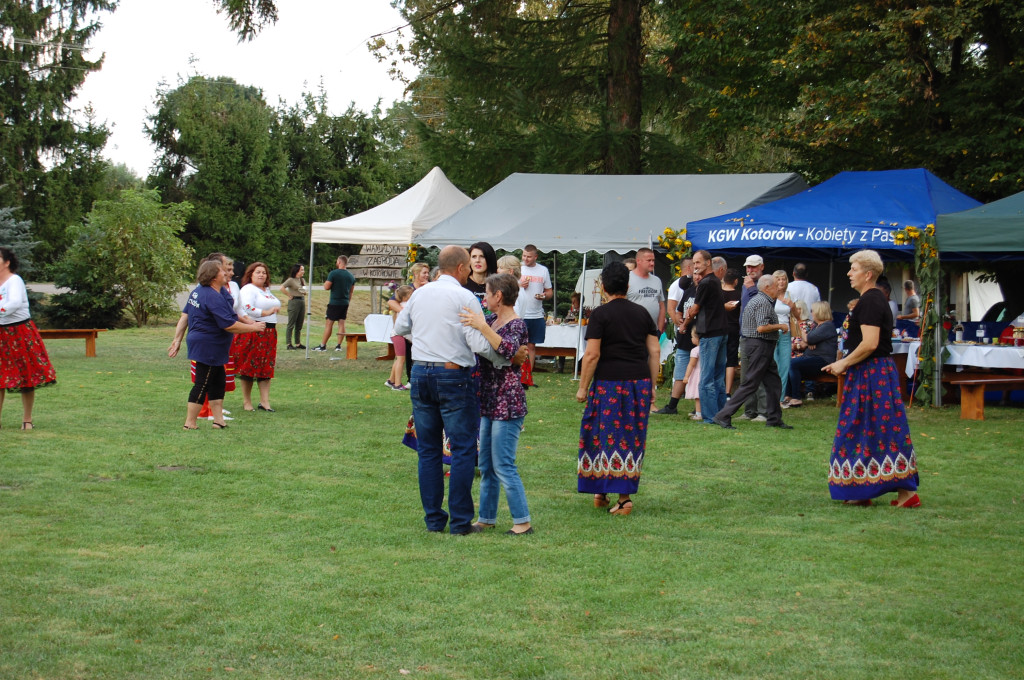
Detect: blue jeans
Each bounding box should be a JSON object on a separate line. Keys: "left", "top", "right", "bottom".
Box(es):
{"left": 775, "top": 330, "right": 792, "bottom": 400}
{"left": 698, "top": 335, "right": 728, "bottom": 423}
{"left": 477, "top": 416, "right": 530, "bottom": 525}
{"left": 410, "top": 363, "right": 480, "bottom": 534}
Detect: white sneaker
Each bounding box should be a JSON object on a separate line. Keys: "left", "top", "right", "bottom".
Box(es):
{"left": 222, "top": 409, "right": 231, "bottom": 415}
{"left": 739, "top": 413, "right": 756, "bottom": 420}
{"left": 805, "top": 392, "right": 815, "bottom": 402}
{"left": 753, "top": 415, "right": 768, "bottom": 422}
{"left": 689, "top": 413, "right": 703, "bottom": 421}
{"left": 334, "top": 344, "right": 344, "bottom": 352}
{"left": 312, "top": 345, "right": 327, "bottom": 352}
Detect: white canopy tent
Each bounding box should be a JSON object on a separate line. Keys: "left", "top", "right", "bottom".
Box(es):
{"left": 303, "top": 167, "right": 472, "bottom": 354}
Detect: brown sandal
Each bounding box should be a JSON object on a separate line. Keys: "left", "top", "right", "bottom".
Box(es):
{"left": 594, "top": 494, "right": 610, "bottom": 508}
{"left": 609, "top": 499, "right": 633, "bottom": 515}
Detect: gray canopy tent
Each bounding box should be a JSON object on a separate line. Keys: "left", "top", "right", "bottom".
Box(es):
{"left": 417, "top": 172, "right": 808, "bottom": 377}
{"left": 417, "top": 172, "right": 807, "bottom": 253}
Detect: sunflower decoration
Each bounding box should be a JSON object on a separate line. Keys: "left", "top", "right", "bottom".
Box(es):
{"left": 656, "top": 227, "right": 693, "bottom": 279}
{"left": 890, "top": 223, "right": 940, "bottom": 406}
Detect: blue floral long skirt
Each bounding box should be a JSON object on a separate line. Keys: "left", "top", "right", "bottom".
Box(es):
{"left": 829, "top": 356, "right": 918, "bottom": 501}
{"left": 577, "top": 378, "right": 651, "bottom": 495}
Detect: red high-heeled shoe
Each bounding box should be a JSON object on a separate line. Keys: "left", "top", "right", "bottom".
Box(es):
{"left": 890, "top": 493, "right": 921, "bottom": 508}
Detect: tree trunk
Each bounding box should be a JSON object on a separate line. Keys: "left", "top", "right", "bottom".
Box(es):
{"left": 605, "top": 0, "right": 643, "bottom": 174}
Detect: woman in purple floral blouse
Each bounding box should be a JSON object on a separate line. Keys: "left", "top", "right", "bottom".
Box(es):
{"left": 460, "top": 273, "right": 533, "bottom": 535}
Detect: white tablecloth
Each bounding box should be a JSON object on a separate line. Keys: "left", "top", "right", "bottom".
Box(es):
{"left": 538, "top": 324, "right": 673, "bottom": 362}
{"left": 538, "top": 325, "right": 586, "bottom": 354}
{"left": 944, "top": 343, "right": 1024, "bottom": 370}
{"left": 892, "top": 340, "right": 920, "bottom": 378}
{"left": 902, "top": 341, "right": 1024, "bottom": 376}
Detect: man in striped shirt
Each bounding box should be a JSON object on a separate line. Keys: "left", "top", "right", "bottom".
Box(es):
{"left": 712, "top": 275, "right": 793, "bottom": 430}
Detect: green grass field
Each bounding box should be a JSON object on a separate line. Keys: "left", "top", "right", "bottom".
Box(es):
{"left": 2, "top": 307, "right": 1023, "bottom": 679}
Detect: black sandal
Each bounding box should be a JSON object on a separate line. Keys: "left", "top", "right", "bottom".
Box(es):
{"left": 182, "top": 425, "right": 198, "bottom": 431}
{"left": 211, "top": 422, "right": 228, "bottom": 429}
{"left": 21, "top": 421, "right": 33, "bottom": 430}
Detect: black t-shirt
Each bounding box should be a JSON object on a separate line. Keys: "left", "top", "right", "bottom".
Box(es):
{"left": 585, "top": 298, "right": 659, "bottom": 381}
{"left": 693, "top": 273, "right": 727, "bottom": 337}
{"left": 463, "top": 278, "right": 487, "bottom": 309}
{"left": 722, "top": 287, "right": 741, "bottom": 333}
{"left": 674, "top": 284, "right": 698, "bottom": 352}
{"left": 847, "top": 288, "right": 893, "bottom": 358}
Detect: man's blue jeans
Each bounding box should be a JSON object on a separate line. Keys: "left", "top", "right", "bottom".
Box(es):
{"left": 698, "top": 334, "right": 728, "bottom": 423}
{"left": 477, "top": 416, "right": 530, "bottom": 525}
{"left": 410, "top": 363, "right": 480, "bottom": 534}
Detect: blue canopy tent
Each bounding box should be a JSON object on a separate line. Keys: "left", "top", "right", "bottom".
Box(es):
{"left": 686, "top": 169, "right": 982, "bottom": 260}
{"left": 687, "top": 169, "right": 984, "bottom": 407}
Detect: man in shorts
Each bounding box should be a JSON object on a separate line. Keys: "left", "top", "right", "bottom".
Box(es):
{"left": 519, "top": 244, "right": 553, "bottom": 371}
{"left": 314, "top": 255, "right": 356, "bottom": 352}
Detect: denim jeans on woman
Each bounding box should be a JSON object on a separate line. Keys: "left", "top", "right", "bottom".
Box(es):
{"left": 476, "top": 416, "right": 530, "bottom": 525}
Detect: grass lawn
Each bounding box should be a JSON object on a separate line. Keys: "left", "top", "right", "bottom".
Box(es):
{"left": 2, "top": 296, "right": 1023, "bottom": 679}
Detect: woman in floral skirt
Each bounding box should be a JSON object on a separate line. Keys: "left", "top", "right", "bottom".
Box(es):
{"left": 0, "top": 247, "right": 56, "bottom": 429}
{"left": 823, "top": 250, "right": 920, "bottom": 508}
{"left": 575, "top": 261, "right": 660, "bottom": 516}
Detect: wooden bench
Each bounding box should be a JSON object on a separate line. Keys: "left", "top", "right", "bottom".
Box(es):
{"left": 341, "top": 333, "right": 368, "bottom": 359}
{"left": 38, "top": 328, "right": 106, "bottom": 357}
{"left": 948, "top": 377, "right": 1024, "bottom": 420}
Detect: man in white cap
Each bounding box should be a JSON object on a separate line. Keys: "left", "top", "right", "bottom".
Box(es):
{"left": 740, "top": 254, "right": 765, "bottom": 312}
{"left": 739, "top": 253, "right": 767, "bottom": 421}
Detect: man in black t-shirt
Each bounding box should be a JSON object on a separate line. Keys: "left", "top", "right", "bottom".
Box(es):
{"left": 680, "top": 250, "right": 729, "bottom": 423}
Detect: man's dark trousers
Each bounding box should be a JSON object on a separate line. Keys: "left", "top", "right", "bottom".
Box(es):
{"left": 715, "top": 337, "right": 784, "bottom": 426}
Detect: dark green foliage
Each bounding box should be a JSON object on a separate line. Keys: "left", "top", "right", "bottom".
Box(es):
{"left": 46, "top": 189, "right": 194, "bottom": 328}
{"left": 146, "top": 76, "right": 293, "bottom": 272}
{"left": 0, "top": 1, "right": 114, "bottom": 265}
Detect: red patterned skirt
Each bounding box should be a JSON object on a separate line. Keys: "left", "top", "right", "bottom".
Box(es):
{"left": 191, "top": 358, "right": 235, "bottom": 392}
{"left": 1, "top": 320, "right": 57, "bottom": 392}
{"left": 231, "top": 327, "right": 277, "bottom": 380}
{"left": 829, "top": 356, "right": 918, "bottom": 501}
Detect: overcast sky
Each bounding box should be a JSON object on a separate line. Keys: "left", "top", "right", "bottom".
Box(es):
{"left": 74, "top": 0, "right": 413, "bottom": 177}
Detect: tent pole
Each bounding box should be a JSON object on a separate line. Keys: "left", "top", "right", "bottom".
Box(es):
{"left": 827, "top": 259, "right": 834, "bottom": 307}
{"left": 933, "top": 258, "right": 942, "bottom": 407}
{"left": 306, "top": 243, "right": 315, "bottom": 359}
{"left": 552, "top": 252, "right": 557, "bottom": 320}
{"left": 574, "top": 251, "right": 585, "bottom": 381}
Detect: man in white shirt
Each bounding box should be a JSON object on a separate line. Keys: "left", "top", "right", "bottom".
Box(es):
{"left": 786, "top": 263, "right": 821, "bottom": 309}
{"left": 627, "top": 247, "right": 666, "bottom": 333}
{"left": 665, "top": 256, "right": 693, "bottom": 330}
{"left": 394, "top": 245, "right": 505, "bottom": 536}
{"left": 518, "top": 244, "right": 553, "bottom": 370}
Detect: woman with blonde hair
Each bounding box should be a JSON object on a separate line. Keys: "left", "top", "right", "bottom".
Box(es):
{"left": 787, "top": 301, "right": 837, "bottom": 406}
{"left": 823, "top": 250, "right": 919, "bottom": 508}
{"left": 773, "top": 269, "right": 799, "bottom": 406}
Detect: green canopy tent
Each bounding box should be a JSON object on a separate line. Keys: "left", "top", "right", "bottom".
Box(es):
{"left": 936, "top": 190, "right": 1024, "bottom": 259}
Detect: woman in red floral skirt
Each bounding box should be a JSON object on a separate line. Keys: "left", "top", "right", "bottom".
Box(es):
{"left": 823, "top": 250, "right": 920, "bottom": 508}
{"left": 0, "top": 247, "right": 57, "bottom": 429}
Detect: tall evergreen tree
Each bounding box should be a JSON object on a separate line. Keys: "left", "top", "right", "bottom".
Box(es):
{"left": 0, "top": 0, "right": 114, "bottom": 264}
